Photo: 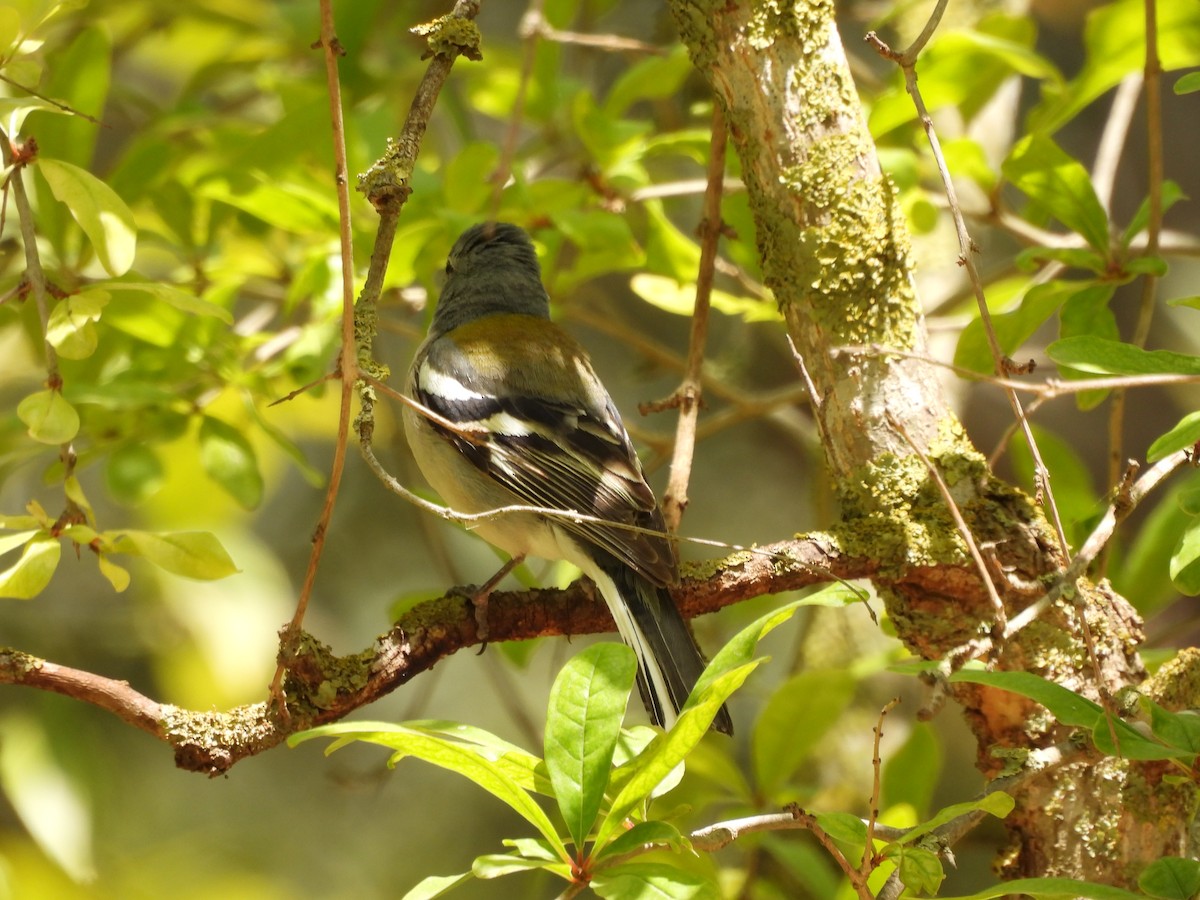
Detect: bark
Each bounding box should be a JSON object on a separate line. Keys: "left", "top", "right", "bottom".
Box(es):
{"left": 668, "top": 0, "right": 1195, "bottom": 885}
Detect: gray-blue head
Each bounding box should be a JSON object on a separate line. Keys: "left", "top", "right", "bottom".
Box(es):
{"left": 429, "top": 222, "right": 551, "bottom": 336}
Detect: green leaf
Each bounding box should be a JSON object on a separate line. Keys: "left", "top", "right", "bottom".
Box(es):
{"left": 400, "top": 871, "right": 475, "bottom": 900}
{"left": 1169, "top": 518, "right": 1200, "bottom": 596}
{"left": 1142, "top": 698, "right": 1200, "bottom": 757}
{"left": 103, "top": 282, "right": 232, "bottom": 324}
{"left": 0, "top": 530, "right": 40, "bottom": 558}
{"left": 952, "top": 670, "right": 1187, "bottom": 761}
{"left": 96, "top": 553, "right": 131, "bottom": 593}
{"left": 603, "top": 45, "right": 694, "bottom": 117}
{"left": 1002, "top": 135, "right": 1109, "bottom": 252}
{"left": 1166, "top": 295, "right": 1200, "bottom": 311}
{"left": 936, "top": 876, "right": 1146, "bottom": 900}
{"left": 894, "top": 845, "right": 944, "bottom": 896}
{"left": 17, "top": 389, "right": 80, "bottom": 444}
{"left": 814, "top": 811, "right": 867, "bottom": 844}
{"left": 544, "top": 642, "right": 637, "bottom": 850}
{"left": 0, "top": 97, "right": 70, "bottom": 140}
{"left": 894, "top": 792, "right": 1014, "bottom": 846}
{"left": 1175, "top": 72, "right": 1200, "bottom": 94}
{"left": 630, "top": 273, "right": 780, "bottom": 323}
{"left": 295, "top": 721, "right": 551, "bottom": 796}
{"left": 38, "top": 158, "right": 137, "bottom": 277}
{"left": 1030, "top": 0, "right": 1200, "bottom": 134}
{"left": 293, "top": 724, "right": 569, "bottom": 861}
{"left": 0, "top": 536, "right": 60, "bottom": 599}
{"left": 954, "top": 279, "right": 1070, "bottom": 374}
{"left": 1121, "top": 181, "right": 1186, "bottom": 248}
{"left": 110, "top": 530, "right": 239, "bottom": 580}
{"left": 1148, "top": 411, "right": 1200, "bottom": 462}
{"left": 1138, "top": 856, "right": 1200, "bottom": 899}
{"left": 46, "top": 289, "right": 108, "bottom": 359}
{"left": 594, "top": 820, "right": 687, "bottom": 863}
{"left": 105, "top": 443, "right": 165, "bottom": 506}
{"left": 0, "top": 715, "right": 95, "bottom": 882}
{"left": 753, "top": 669, "right": 856, "bottom": 794}
{"left": 949, "top": 670, "right": 1102, "bottom": 728}
{"left": 595, "top": 662, "right": 761, "bottom": 849}
{"left": 591, "top": 862, "right": 717, "bottom": 899}
{"left": 1047, "top": 336, "right": 1200, "bottom": 376}
{"left": 199, "top": 416, "right": 264, "bottom": 510}
{"left": 471, "top": 853, "right": 564, "bottom": 879}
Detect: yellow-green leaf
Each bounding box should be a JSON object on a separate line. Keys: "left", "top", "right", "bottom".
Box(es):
{"left": 17, "top": 389, "right": 80, "bottom": 444}
{"left": 39, "top": 158, "right": 137, "bottom": 277}
{"left": 97, "top": 554, "right": 130, "bottom": 592}
{"left": 111, "top": 530, "right": 238, "bottom": 580}
{"left": 0, "top": 536, "right": 61, "bottom": 599}
{"left": 46, "top": 290, "right": 108, "bottom": 359}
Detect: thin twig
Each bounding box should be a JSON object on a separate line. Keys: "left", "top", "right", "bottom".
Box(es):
{"left": 866, "top": 18, "right": 1072, "bottom": 560}
{"left": 3, "top": 140, "right": 58, "bottom": 382}
{"left": 1092, "top": 74, "right": 1142, "bottom": 212}
{"left": 270, "top": 0, "right": 360, "bottom": 706}
{"left": 862, "top": 698, "right": 900, "bottom": 879}
{"left": 521, "top": 10, "right": 666, "bottom": 54}
{"left": 0, "top": 72, "right": 106, "bottom": 126}
{"left": 488, "top": 0, "right": 543, "bottom": 216}
{"left": 1101, "top": 0, "right": 1164, "bottom": 572}
{"left": 660, "top": 103, "right": 726, "bottom": 532}
{"left": 889, "top": 412, "right": 1007, "bottom": 634}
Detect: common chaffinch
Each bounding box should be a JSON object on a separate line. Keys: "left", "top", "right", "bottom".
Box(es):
{"left": 404, "top": 222, "right": 732, "bottom": 735}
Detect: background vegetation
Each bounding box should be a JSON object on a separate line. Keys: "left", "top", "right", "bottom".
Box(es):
{"left": 1, "top": 0, "right": 1198, "bottom": 897}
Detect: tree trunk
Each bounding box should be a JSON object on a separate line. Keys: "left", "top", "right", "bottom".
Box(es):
{"left": 668, "top": 0, "right": 1195, "bottom": 884}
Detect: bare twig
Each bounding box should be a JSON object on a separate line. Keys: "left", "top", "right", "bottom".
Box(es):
{"left": 520, "top": 9, "right": 666, "bottom": 54}
{"left": 0, "top": 72, "right": 106, "bottom": 126}
{"left": 271, "top": 0, "right": 361, "bottom": 705}
{"left": 890, "top": 412, "right": 1007, "bottom": 635}
{"left": 660, "top": 103, "right": 727, "bottom": 532}
{"left": 488, "top": 0, "right": 543, "bottom": 215}
{"left": 862, "top": 698, "right": 900, "bottom": 879}
{"left": 866, "top": 16, "right": 1072, "bottom": 560}
{"left": 1102, "top": 0, "right": 1164, "bottom": 571}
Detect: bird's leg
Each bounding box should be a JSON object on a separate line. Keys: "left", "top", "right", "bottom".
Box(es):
{"left": 466, "top": 554, "right": 524, "bottom": 651}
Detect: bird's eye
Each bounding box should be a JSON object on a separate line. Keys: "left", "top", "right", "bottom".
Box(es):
{"left": 445, "top": 260, "right": 455, "bottom": 276}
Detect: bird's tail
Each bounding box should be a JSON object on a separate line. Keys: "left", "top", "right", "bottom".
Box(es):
{"left": 598, "top": 565, "right": 734, "bottom": 735}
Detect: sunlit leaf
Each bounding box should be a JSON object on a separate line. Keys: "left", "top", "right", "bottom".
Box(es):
{"left": 17, "top": 389, "right": 80, "bottom": 444}
{"left": 936, "top": 877, "right": 1146, "bottom": 900}
{"left": 591, "top": 862, "right": 717, "bottom": 899}
{"left": 0, "top": 535, "right": 60, "bottom": 599}
{"left": 1168, "top": 518, "right": 1200, "bottom": 596}
{"left": 46, "top": 289, "right": 108, "bottom": 359}
{"left": 1002, "top": 135, "right": 1109, "bottom": 252}
{"left": 544, "top": 642, "right": 636, "bottom": 850}
{"left": 39, "top": 157, "right": 137, "bottom": 276}
{"left": 111, "top": 530, "right": 239, "bottom": 580}
{"left": 0, "top": 715, "right": 95, "bottom": 882}
{"left": 1138, "top": 856, "right": 1200, "bottom": 899}
{"left": 1147, "top": 411, "right": 1200, "bottom": 462}
{"left": 1047, "top": 336, "right": 1200, "bottom": 376}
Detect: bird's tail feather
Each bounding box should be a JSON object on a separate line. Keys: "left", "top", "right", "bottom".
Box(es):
{"left": 600, "top": 566, "right": 734, "bottom": 736}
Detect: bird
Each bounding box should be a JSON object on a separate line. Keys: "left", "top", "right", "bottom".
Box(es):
{"left": 403, "top": 221, "right": 732, "bottom": 735}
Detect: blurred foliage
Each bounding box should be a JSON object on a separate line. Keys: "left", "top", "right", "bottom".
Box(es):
{"left": 0, "top": 0, "right": 1198, "bottom": 897}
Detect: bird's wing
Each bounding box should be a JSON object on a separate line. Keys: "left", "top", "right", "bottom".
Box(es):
{"left": 413, "top": 314, "right": 677, "bottom": 585}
